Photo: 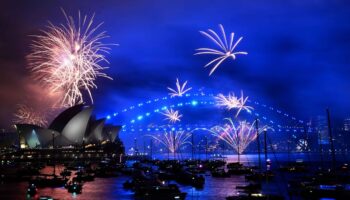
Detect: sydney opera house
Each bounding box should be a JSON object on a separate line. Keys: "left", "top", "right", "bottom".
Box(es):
{"left": 14, "top": 104, "right": 123, "bottom": 150}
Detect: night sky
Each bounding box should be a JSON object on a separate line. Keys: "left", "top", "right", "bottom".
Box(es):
{"left": 1, "top": 0, "right": 350, "bottom": 129}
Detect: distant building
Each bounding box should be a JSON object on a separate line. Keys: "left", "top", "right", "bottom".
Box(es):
{"left": 344, "top": 118, "right": 350, "bottom": 132}
{"left": 313, "top": 115, "right": 329, "bottom": 145}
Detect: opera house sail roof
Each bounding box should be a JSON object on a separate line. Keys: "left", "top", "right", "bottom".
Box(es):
{"left": 15, "top": 105, "right": 121, "bottom": 148}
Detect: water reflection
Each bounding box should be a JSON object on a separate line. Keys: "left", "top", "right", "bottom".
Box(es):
{"left": 0, "top": 153, "right": 348, "bottom": 199}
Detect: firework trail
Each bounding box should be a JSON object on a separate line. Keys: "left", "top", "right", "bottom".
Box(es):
{"left": 13, "top": 104, "right": 48, "bottom": 127}
{"left": 215, "top": 91, "right": 253, "bottom": 117}
{"left": 161, "top": 108, "right": 182, "bottom": 123}
{"left": 27, "top": 9, "right": 114, "bottom": 107}
{"left": 167, "top": 78, "right": 192, "bottom": 97}
{"left": 195, "top": 24, "right": 247, "bottom": 76}
{"left": 146, "top": 130, "right": 191, "bottom": 153}
{"left": 209, "top": 118, "right": 270, "bottom": 154}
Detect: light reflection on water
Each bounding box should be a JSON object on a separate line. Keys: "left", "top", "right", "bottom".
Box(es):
{"left": 0, "top": 153, "right": 348, "bottom": 199}
{"left": 0, "top": 175, "right": 247, "bottom": 200}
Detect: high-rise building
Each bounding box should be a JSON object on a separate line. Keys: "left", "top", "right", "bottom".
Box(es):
{"left": 344, "top": 118, "right": 350, "bottom": 132}
{"left": 314, "top": 115, "right": 329, "bottom": 145}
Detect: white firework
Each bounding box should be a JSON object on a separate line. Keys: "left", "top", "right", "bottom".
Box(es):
{"left": 195, "top": 24, "right": 247, "bottom": 76}
{"left": 296, "top": 139, "right": 308, "bottom": 152}
{"left": 27, "top": 9, "right": 115, "bottom": 107}
{"left": 215, "top": 93, "right": 240, "bottom": 110}
{"left": 215, "top": 91, "right": 253, "bottom": 118}
{"left": 235, "top": 91, "right": 253, "bottom": 117}
{"left": 167, "top": 78, "right": 192, "bottom": 97}
{"left": 161, "top": 108, "right": 182, "bottom": 123}
{"left": 209, "top": 118, "right": 271, "bottom": 154}
{"left": 146, "top": 130, "right": 192, "bottom": 153}
{"left": 13, "top": 104, "right": 48, "bottom": 127}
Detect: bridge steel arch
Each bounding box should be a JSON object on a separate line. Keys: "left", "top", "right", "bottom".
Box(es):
{"left": 103, "top": 92, "right": 309, "bottom": 150}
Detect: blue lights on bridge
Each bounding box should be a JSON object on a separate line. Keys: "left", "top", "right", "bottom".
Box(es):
{"left": 191, "top": 100, "right": 198, "bottom": 106}
{"left": 103, "top": 92, "right": 306, "bottom": 134}
{"left": 137, "top": 115, "right": 143, "bottom": 120}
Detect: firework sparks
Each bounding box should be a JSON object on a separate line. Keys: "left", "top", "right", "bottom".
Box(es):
{"left": 296, "top": 139, "right": 308, "bottom": 152}
{"left": 209, "top": 118, "right": 270, "bottom": 154}
{"left": 167, "top": 78, "right": 192, "bottom": 97}
{"left": 161, "top": 108, "right": 182, "bottom": 123}
{"left": 235, "top": 91, "right": 253, "bottom": 117}
{"left": 13, "top": 104, "right": 48, "bottom": 127}
{"left": 215, "top": 93, "right": 240, "bottom": 110}
{"left": 215, "top": 91, "right": 253, "bottom": 117}
{"left": 195, "top": 24, "right": 247, "bottom": 76}
{"left": 27, "top": 9, "right": 114, "bottom": 107}
{"left": 146, "top": 130, "right": 191, "bottom": 153}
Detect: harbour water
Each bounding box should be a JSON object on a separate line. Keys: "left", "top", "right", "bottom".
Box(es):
{"left": 0, "top": 152, "right": 349, "bottom": 200}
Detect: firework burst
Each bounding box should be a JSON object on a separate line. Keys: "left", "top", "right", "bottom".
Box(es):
{"left": 167, "top": 78, "right": 192, "bottom": 97}
{"left": 235, "top": 91, "right": 253, "bottom": 117}
{"left": 146, "top": 130, "right": 191, "bottom": 153}
{"left": 161, "top": 108, "right": 182, "bottom": 123}
{"left": 27, "top": 9, "right": 114, "bottom": 107}
{"left": 195, "top": 24, "right": 247, "bottom": 76}
{"left": 215, "top": 93, "right": 240, "bottom": 110}
{"left": 209, "top": 118, "right": 270, "bottom": 154}
{"left": 215, "top": 91, "right": 253, "bottom": 117}
{"left": 13, "top": 104, "right": 48, "bottom": 127}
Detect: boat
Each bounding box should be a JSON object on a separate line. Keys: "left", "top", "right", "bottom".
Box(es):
{"left": 206, "top": 159, "right": 227, "bottom": 170}
{"left": 228, "top": 167, "right": 252, "bottom": 175}
{"left": 155, "top": 171, "right": 176, "bottom": 180}
{"left": 211, "top": 168, "right": 230, "bottom": 178}
{"left": 123, "top": 169, "right": 163, "bottom": 190}
{"left": 26, "top": 183, "right": 38, "bottom": 197}
{"left": 176, "top": 170, "right": 205, "bottom": 188}
{"left": 245, "top": 171, "right": 274, "bottom": 181}
{"left": 227, "top": 162, "right": 252, "bottom": 175}
{"left": 60, "top": 168, "right": 72, "bottom": 177}
{"left": 74, "top": 170, "right": 95, "bottom": 182}
{"left": 67, "top": 181, "right": 83, "bottom": 193}
{"left": 39, "top": 196, "right": 55, "bottom": 200}
{"left": 226, "top": 193, "right": 284, "bottom": 200}
{"left": 134, "top": 183, "right": 187, "bottom": 200}
{"left": 236, "top": 183, "right": 261, "bottom": 192}
{"left": 30, "top": 175, "right": 67, "bottom": 187}
{"left": 300, "top": 184, "right": 350, "bottom": 199}
{"left": 279, "top": 161, "right": 308, "bottom": 173}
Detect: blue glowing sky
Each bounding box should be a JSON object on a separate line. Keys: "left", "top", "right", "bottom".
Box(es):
{"left": 1, "top": 0, "right": 350, "bottom": 128}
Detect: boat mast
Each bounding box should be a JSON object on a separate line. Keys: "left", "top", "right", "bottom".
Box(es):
{"left": 326, "top": 108, "right": 336, "bottom": 171}
{"left": 134, "top": 138, "right": 138, "bottom": 155}
{"left": 52, "top": 132, "right": 56, "bottom": 176}
{"left": 173, "top": 131, "right": 176, "bottom": 160}
{"left": 255, "top": 118, "right": 261, "bottom": 171}
{"left": 264, "top": 129, "right": 268, "bottom": 171}
{"left": 318, "top": 127, "right": 324, "bottom": 170}
{"left": 205, "top": 136, "right": 208, "bottom": 160}
{"left": 287, "top": 134, "right": 291, "bottom": 163}
{"left": 191, "top": 132, "right": 194, "bottom": 160}
{"left": 150, "top": 139, "right": 153, "bottom": 160}
{"left": 236, "top": 130, "right": 240, "bottom": 163}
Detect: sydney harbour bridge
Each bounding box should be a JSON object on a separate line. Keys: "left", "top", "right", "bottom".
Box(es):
{"left": 104, "top": 91, "right": 311, "bottom": 154}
